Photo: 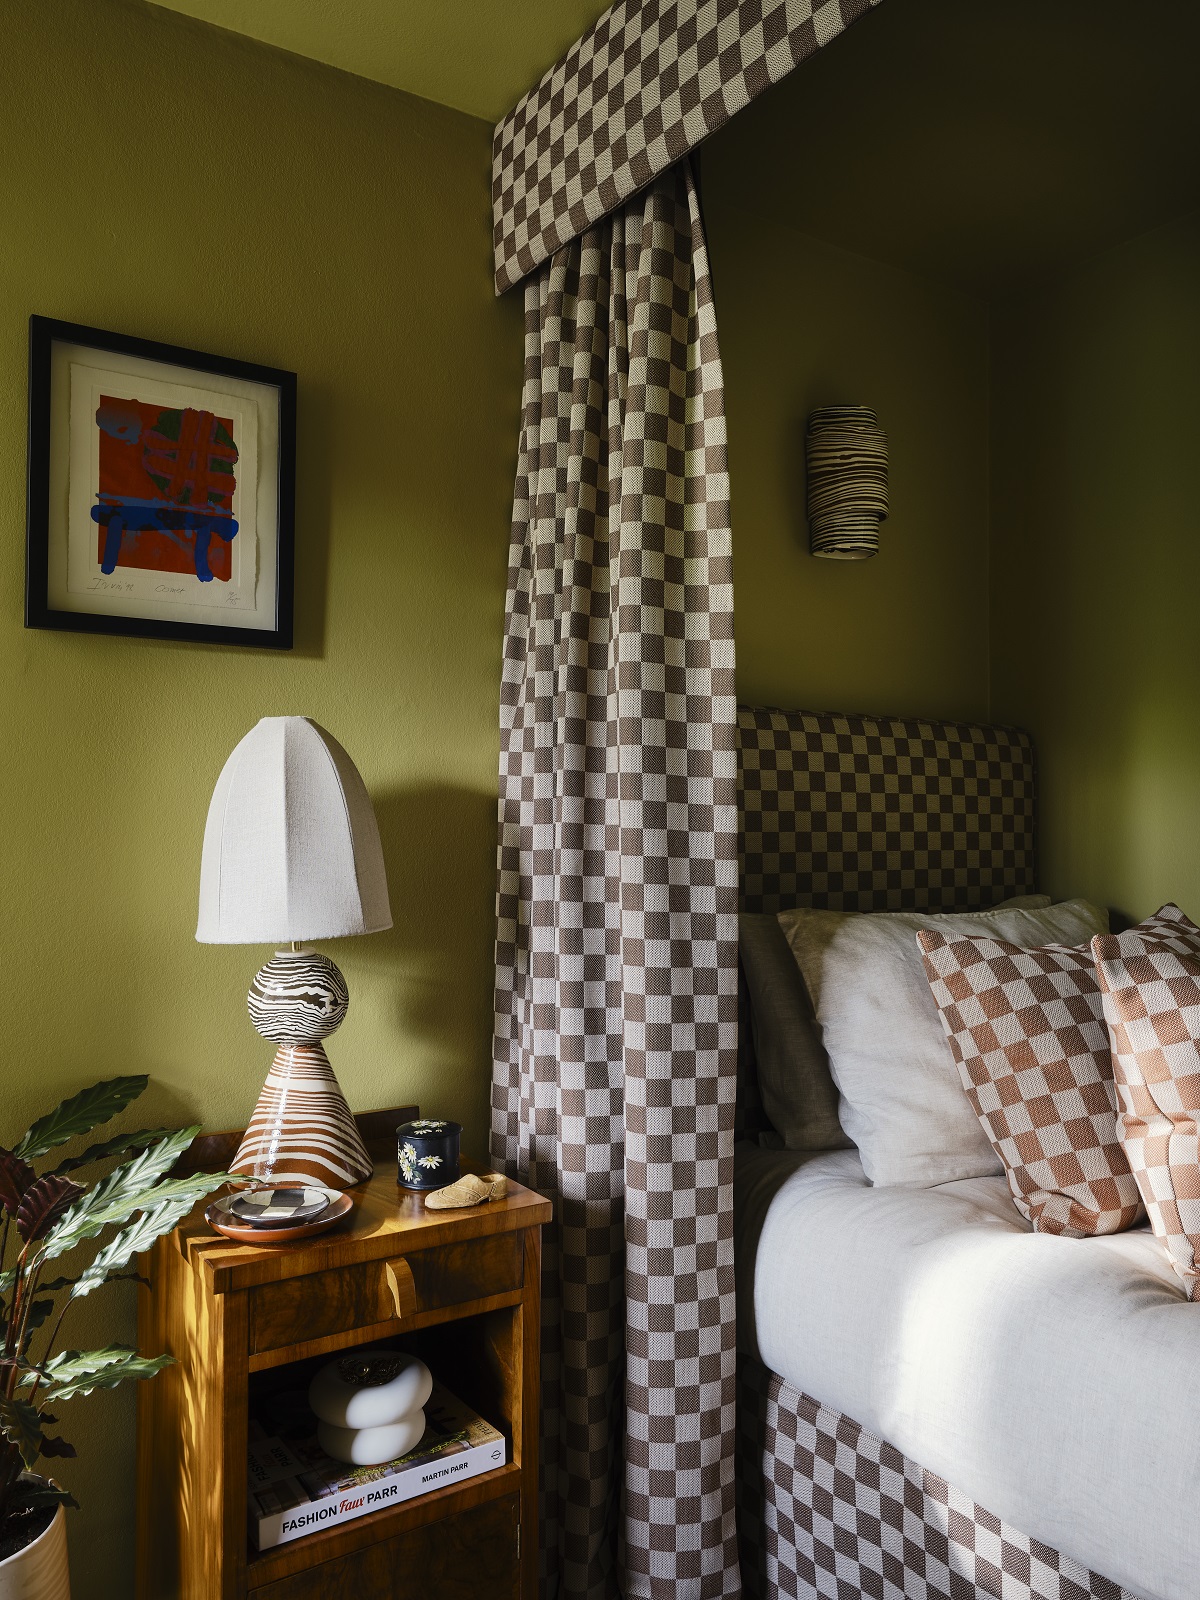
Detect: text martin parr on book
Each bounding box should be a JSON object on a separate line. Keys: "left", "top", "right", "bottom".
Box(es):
{"left": 248, "top": 1381, "right": 507, "bottom": 1551}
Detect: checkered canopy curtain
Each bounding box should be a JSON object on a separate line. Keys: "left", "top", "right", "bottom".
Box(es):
{"left": 491, "top": 0, "right": 887, "bottom": 295}
{"left": 491, "top": 159, "right": 739, "bottom": 1600}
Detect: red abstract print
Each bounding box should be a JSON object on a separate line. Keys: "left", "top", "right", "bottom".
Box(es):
{"left": 93, "top": 396, "right": 239, "bottom": 582}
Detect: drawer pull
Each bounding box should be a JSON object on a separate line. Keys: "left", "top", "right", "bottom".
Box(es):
{"left": 385, "top": 1258, "right": 416, "bottom": 1320}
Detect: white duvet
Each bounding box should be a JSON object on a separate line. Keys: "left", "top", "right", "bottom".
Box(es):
{"left": 735, "top": 1143, "right": 1200, "bottom": 1600}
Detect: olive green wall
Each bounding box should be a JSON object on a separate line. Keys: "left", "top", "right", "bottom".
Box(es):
{"left": 0, "top": 0, "right": 521, "bottom": 1589}
{"left": 702, "top": 185, "right": 992, "bottom": 723}
{"left": 704, "top": 157, "right": 1200, "bottom": 926}
{"left": 990, "top": 211, "right": 1200, "bottom": 922}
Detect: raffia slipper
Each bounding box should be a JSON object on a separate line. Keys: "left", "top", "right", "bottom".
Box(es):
{"left": 424, "top": 1172, "right": 508, "bottom": 1210}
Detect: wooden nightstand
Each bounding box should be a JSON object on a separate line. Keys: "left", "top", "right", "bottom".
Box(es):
{"left": 135, "top": 1109, "right": 551, "bottom": 1600}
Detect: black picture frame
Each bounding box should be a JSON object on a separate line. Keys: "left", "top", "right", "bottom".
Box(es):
{"left": 25, "top": 315, "right": 296, "bottom": 649}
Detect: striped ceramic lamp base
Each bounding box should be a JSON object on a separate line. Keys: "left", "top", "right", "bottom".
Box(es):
{"left": 232, "top": 949, "right": 373, "bottom": 1189}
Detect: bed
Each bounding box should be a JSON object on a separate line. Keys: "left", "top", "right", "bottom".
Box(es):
{"left": 733, "top": 706, "right": 1200, "bottom": 1600}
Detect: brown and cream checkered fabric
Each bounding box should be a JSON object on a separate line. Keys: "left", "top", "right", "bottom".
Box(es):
{"left": 736, "top": 1358, "right": 1140, "bottom": 1600}
{"left": 917, "top": 929, "right": 1143, "bottom": 1238}
{"left": 491, "top": 160, "right": 739, "bottom": 1600}
{"left": 492, "top": 0, "right": 886, "bottom": 294}
{"left": 1094, "top": 908, "right": 1200, "bottom": 1302}
{"left": 738, "top": 707, "right": 1036, "bottom": 916}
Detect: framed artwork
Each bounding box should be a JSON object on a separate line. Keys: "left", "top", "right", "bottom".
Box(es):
{"left": 25, "top": 315, "right": 296, "bottom": 648}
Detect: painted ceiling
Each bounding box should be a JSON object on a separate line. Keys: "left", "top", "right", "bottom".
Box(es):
{"left": 152, "top": 0, "right": 1200, "bottom": 297}
{"left": 703, "top": 0, "right": 1200, "bottom": 298}
{"left": 150, "top": 0, "right": 611, "bottom": 123}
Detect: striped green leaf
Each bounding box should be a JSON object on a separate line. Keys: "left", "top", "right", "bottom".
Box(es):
{"left": 19, "top": 1298, "right": 55, "bottom": 1354}
{"left": 38, "top": 1131, "right": 203, "bottom": 1263}
{"left": 51, "top": 1127, "right": 178, "bottom": 1176}
{"left": 32, "top": 1345, "right": 173, "bottom": 1403}
{"left": 0, "top": 1395, "right": 44, "bottom": 1468}
{"left": 71, "top": 1187, "right": 223, "bottom": 1299}
{"left": 7, "top": 1477, "right": 78, "bottom": 1514}
{"left": 15, "top": 1076, "right": 149, "bottom": 1159}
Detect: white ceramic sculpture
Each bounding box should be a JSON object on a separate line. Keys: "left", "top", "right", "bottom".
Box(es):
{"left": 316, "top": 1412, "right": 426, "bottom": 1467}
{"left": 308, "top": 1351, "right": 433, "bottom": 1432}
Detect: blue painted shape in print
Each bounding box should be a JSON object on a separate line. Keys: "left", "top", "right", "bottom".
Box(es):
{"left": 91, "top": 498, "right": 238, "bottom": 581}
{"left": 95, "top": 401, "right": 143, "bottom": 444}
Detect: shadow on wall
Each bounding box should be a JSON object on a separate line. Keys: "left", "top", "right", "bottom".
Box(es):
{"left": 291, "top": 377, "right": 333, "bottom": 660}
{"left": 356, "top": 784, "right": 499, "bottom": 1150}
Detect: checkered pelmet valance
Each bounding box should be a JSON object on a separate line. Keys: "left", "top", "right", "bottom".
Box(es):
{"left": 492, "top": 0, "right": 885, "bottom": 294}
{"left": 738, "top": 705, "right": 1038, "bottom": 914}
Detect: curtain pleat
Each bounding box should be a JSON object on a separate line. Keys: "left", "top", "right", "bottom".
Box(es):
{"left": 491, "top": 158, "right": 740, "bottom": 1600}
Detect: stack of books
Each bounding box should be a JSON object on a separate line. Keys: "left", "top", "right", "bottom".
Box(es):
{"left": 248, "top": 1379, "right": 507, "bottom": 1550}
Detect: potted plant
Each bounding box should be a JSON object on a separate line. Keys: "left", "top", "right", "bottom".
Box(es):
{"left": 0, "top": 1075, "right": 232, "bottom": 1596}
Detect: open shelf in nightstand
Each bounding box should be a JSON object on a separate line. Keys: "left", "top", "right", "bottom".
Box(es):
{"left": 244, "top": 1312, "right": 523, "bottom": 1582}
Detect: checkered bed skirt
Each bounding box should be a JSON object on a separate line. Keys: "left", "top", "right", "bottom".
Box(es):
{"left": 736, "top": 1359, "right": 1139, "bottom": 1600}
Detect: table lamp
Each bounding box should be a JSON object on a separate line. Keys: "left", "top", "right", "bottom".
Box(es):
{"left": 196, "top": 716, "right": 392, "bottom": 1188}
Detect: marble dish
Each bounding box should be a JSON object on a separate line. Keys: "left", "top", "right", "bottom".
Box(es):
{"left": 226, "top": 1186, "right": 333, "bottom": 1228}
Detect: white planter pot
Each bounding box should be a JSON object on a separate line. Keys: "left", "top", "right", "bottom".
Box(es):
{"left": 0, "top": 1505, "right": 70, "bottom": 1600}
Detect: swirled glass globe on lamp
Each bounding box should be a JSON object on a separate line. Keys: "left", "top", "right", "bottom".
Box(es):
{"left": 196, "top": 716, "right": 392, "bottom": 1188}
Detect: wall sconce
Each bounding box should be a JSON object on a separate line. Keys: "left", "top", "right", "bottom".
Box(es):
{"left": 805, "top": 406, "right": 889, "bottom": 559}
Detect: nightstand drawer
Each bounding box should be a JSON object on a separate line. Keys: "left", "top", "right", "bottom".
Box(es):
{"left": 248, "top": 1230, "right": 525, "bottom": 1355}
{"left": 254, "top": 1493, "right": 520, "bottom": 1600}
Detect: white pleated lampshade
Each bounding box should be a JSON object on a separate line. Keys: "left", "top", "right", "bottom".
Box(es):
{"left": 196, "top": 717, "right": 392, "bottom": 944}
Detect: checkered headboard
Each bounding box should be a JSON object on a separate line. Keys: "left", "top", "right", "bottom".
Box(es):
{"left": 738, "top": 706, "right": 1037, "bottom": 913}
{"left": 491, "top": 0, "right": 886, "bottom": 294}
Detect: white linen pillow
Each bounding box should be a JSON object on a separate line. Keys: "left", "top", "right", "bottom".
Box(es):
{"left": 743, "top": 896, "right": 1048, "bottom": 1154}
{"left": 776, "top": 898, "right": 1110, "bottom": 1186}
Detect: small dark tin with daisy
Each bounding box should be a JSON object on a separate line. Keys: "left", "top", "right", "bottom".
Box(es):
{"left": 396, "top": 1119, "right": 462, "bottom": 1190}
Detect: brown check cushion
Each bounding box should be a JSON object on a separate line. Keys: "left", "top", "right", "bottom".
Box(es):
{"left": 914, "top": 911, "right": 1197, "bottom": 1236}
{"left": 1093, "top": 907, "right": 1200, "bottom": 1300}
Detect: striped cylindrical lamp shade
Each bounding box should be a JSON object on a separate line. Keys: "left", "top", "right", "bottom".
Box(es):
{"left": 805, "top": 406, "right": 889, "bottom": 559}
